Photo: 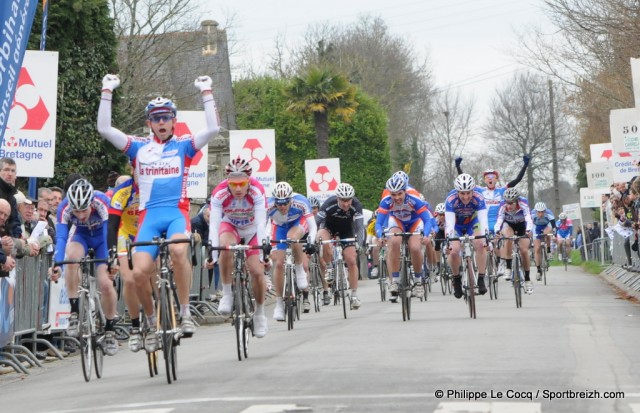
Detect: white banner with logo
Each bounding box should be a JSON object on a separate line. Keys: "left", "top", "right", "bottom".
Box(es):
{"left": 175, "top": 111, "right": 208, "bottom": 199}
{"left": 229, "top": 130, "right": 276, "bottom": 194}
{"left": 589, "top": 142, "right": 637, "bottom": 183}
{"left": 580, "top": 187, "right": 605, "bottom": 208}
{"left": 2, "top": 51, "right": 59, "bottom": 178}
{"left": 585, "top": 161, "right": 613, "bottom": 190}
{"left": 632, "top": 58, "right": 640, "bottom": 108}
{"left": 47, "top": 275, "right": 70, "bottom": 332}
{"left": 610, "top": 108, "right": 640, "bottom": 154}
{"left": 305, "top": 158, "right": 341, "bottom": 202}
{"left": 562, "top": 203, "right": 581, "bottom": 221}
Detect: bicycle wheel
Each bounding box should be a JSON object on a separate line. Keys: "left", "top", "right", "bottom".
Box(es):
{"left": 336, "top": 263, "right": 348, "bottom": 319}
{"left": 93, "top": 302, "right": 104, "bottom": 379}
{"left": 466, "top": 258, "right": 476, "bottom": 319}
{"left": 285, "top": 268, "right": 295, "bottom": 330}
{"left": 513, "top": 257, "right": 522, "bottom": 309}
{"left": 147, "top": 350, "right": 158, "bottom": 377}
{"left": 486, "top": 253, "right": 495, "bottom": 300}
{"left": 242, "top": 283, "right": 253, "bottom": 359}
{"left": 159, "top": 283, "right": 175, "bottom": 383}
{"left": 310, "top": 262, "right": 322, "bottom": 312}
{"left": 78, "top": 293, "right": 92, "bottom": 382}
{"left": 400, "top": 257, "right": 411, "bottom": 321}
{"left": 233, "top": 275, "right": 244, "bottom": 360}
{"left": 542, "top": 248, "right": 548, "bottom": 285}
{"left": 379, "top": 259, "right": 387, "bottom": 302}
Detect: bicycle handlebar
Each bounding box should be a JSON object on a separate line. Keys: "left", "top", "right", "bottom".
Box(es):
{"left": 126, "top": 236, "right": 197, "bottom": 270}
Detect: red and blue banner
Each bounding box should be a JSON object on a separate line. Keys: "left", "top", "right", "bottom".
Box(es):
{"left": 0, "top": 0, "right": 39, "bottom": 148}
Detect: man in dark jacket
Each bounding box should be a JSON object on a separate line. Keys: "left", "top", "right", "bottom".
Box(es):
{"left": 0, "top": 157, "right": 22, "bottom": 239}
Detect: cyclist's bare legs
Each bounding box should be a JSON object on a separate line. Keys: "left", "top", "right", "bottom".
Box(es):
{"left": 317, "top": 228, "right": 333, "bottom": 278}
{"left": 119, "top": 254, "right": 140, "bottom": 321}
{"left": 386, "top": 228, "right": 401, "bottom": 273}
{"left": 246, "top": 255, "right": 266, "bottom": 305}
{"left": 409, "top": 235, "right": 423, "bottom": 275}
{"left": 133, "top": 251, "right": 156, "bottom": 317}
{"left": 168, "top": 234, "right": 191, "bottom": 310}
{"left": 96, "top": 263, "right": 117, "bottom": 319}
{"left": 447, "top": 240, "right": 462, "bottom": 276}
{"left": 343, "top": 245, "right": 358, "bottom": 290}
{"left": 272, "top": 226, "right": 306, "bottom": 299}
{"left": 473, "top": 235, "right": 487, "bottom": 274}
{"left": 63, "top": 242, "right": 84, "bottom": 301}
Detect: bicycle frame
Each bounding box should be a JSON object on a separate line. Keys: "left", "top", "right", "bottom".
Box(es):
{"left": 446, "top": 233, "right": 487, "bottom": 319}
{"left": 270, "top": 238, "right": 306, "bottom": 330}
{"left": 319, "top": 237, "right": 355, "bottom": 319}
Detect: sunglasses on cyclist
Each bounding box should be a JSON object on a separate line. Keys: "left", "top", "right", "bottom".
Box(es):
{"left": 275, "top": 198, "right": 291, "bottom": 206}
{"left": 149, "top": 114, "right": 175, "bottom": 123}
{"left": 338, "top": 197, "right": 352, "bottom": 202}
{"left": 228, "top": 180, "right": 249, "bottom": 189}
{"left": 506, "top": 201, "right": 517, "bottom": 205}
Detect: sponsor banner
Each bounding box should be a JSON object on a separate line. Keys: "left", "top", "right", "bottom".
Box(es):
{"left": 175, "top": 111, "right": 208, "bottom": 199}
{"left": 585, "top": 161, "right": 613, "bottom": 190}
{"left": 610, "top": 108, "right": 640, "bottom": 153}
{"left": 589, "top": 142, "right": 637, "bottom": 183}
{"left": 305, "top": 158, "right": 341, "bottom": 202}
{"left": 2, "top": 50, "right": 59, "bottom": 177}
{"left": 0, "top": 0, "right": 39, "bottom": 147}
{"left": 562, "top": 203, "right": 581, "bottom": 221}
{"left": 632, "top": 58, "right": 640, "bottom": 108}
{"left": 229, "top": 130, "right": 276, "bottom": 194}
{"left": 580, "top": 187, "right": 605, "bottom": 208}
{"left": 47, "top": 274, "right": 70, "bottom": 332}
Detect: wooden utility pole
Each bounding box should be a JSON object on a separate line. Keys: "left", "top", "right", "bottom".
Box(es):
{"left": 548, "top": 79, "right": 560, "bottom": 214}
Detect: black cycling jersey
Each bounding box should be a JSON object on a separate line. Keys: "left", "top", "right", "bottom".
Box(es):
{"left": 316, "top": 195, "right": 365, "bottom": 245}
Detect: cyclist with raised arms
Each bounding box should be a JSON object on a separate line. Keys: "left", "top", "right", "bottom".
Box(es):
{"left": 209, "top": 157, "right": 269, "bottom": 337}
{"left": 316, "top": 183, "right": 365, "bottom": 309}
{"left": 50, "top": 179, "right": 119, "bottom": 356}
{"left": 456, "top": 155, "right": 530, "bottom": 275}
{"left": 531, "top": 201, "right": 556, "bottom": 280}
{"left": 494, "top": 188, "right": 534, "bottom": 294}
{"left": 556, "top": 212, "right": 573, "bottom": 263}
{"left": 375, "top": 175, "right": 434, "bottom": 298}
{"left": 445, "top": 173, "right": 489, "bottom": 298}
{"left": 268, "top": 181, "right": 317, "bottom": 319}
{"left": 97, "top": 74, "right": 220, "bottom": 338}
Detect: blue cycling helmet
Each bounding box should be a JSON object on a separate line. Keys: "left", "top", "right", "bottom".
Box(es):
{"left": 392, "top": 170, "right": 410, "bottom": 185}
{"left": 145, "top": 97, "right": 177, "bottom": 119}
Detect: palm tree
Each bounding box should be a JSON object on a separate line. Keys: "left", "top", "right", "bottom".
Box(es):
{"left": 284, "top": 67, "right": 359, "bottom": 158}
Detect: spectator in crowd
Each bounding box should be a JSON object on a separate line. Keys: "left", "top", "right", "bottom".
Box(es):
{"left": 105, "top": 171, "right": 120, "bottom": 198}
{"left": 0, "top": 199, "right": 17, "bottom": 277}
{"left": 575, "top": 228, "right": 584, "bottom": 260}
{"left": 14, "top": 191, "right": 39, "bottom": 257}
{"left": 37, "top": 198, "right": 56, "bottom": 241}
{"left": 191, "top": 204, "right": 219, "bottom": 300}
{"left": 0, "top": 158, "right": 23, "bottom": 239}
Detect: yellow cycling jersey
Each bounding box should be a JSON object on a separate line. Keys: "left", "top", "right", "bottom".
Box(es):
{"left": 367, "top": 219, "right": 376, "bottom": 237}
{"left": 109, "top": 178, "right": 140, "bottom": 237}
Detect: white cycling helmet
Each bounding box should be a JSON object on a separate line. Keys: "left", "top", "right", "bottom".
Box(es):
{"left": 385, "top": 175, "right": 407, "bottom": 193}
{"left": 272, "top": 181, "right": 293, "bottom": 200}
{"left": 559, "top": 212, "right": 567, "bottom": 220}
{"left": 503, "top": 187, "right": 520, "bottom": 202}
{"left": 145, "top": 97, "right": 177, "bottom": 119}
{"left": 335, "top": 183, "right": 355, "bottom": 199}
{"left": 225, "top": 156, "right": 252, "bottom": 177}
{"left": 309, "top": 196, "right": 320, "bottom": 208}
{"left": 454, "top": 173, "right": 475, "bottom": 191}
{"left": 392, "top": 170, "right": 410, "bottom": 185}
{"left": 67, "top": 178, "right": 94, "bottom": 210}
{"left": 534, "top": 202, "right": 547, "bottom": 212}
{"left": 435, "top": 203, "right": 446, "bottom": 214}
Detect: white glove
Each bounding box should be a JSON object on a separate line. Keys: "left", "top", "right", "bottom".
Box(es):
{"left": 194, "top": 75, "right": 212, "bottom": 92}
{"left": 102, "top": 74, "right": 120, "bottom": 92}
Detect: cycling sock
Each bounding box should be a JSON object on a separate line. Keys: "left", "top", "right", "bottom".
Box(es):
{"left": 295, "top": 263, "right": 305, "bottom": 275}
{"left": 414, "top": 271, "right": 424, "bottom": 279}
{"left": 222, "top": 283, "right": 232, "bottom": 295}
{"left": 537, "top": 266, "right": 541, "bottom": 272}
{"left": 180, "top": 304, "right": 190, "bottom": 318}
{"left": 391, "top": 272, "right": 400, "bottom": 279}
{"left": 69, "top": 298, "right": 79, "bottom": 314}
{"left": 146, "top": 314, "right": 157, "bottom": 329}
{"left": 303, "top": 291, "right": 309, "bottom": 299}
{"left": 351, "top": 289, "right": 357, "bottom": 297}
{"left": 105, "top": 318, "right": 116, "bottom": 331}
{"left": 131, "top": 317, "right": 140, "bottom": 329}
{"left": 506, "top": 259, "right": 513, "bottom": 269}
{"left": 275, "top": 297, "right": 283, "bottom": 306}
{"left": 255, "top": 304, "right": 264, "bottom": 315}
{"left": 524, "top": 271, "right": 531, "bottom": 281}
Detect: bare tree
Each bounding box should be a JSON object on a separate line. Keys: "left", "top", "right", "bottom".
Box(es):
{"left": 423, "top": 88, "right": 474, "bottom": 203}
{"left": 280, "top": 16, "right": 436, "bottom": 169}
{"left": 516, "top": 0, "right": 638, "bottom": 159}
{"left": 484, "top": 71, "right": 578, "bottom": 200}
{"left": 109, "top": 0, "right": 226, "bottom": 133}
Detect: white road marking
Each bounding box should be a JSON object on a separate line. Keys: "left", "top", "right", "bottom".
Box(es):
{"left": 434, "top": 402, "right": 541, "bottom": 413}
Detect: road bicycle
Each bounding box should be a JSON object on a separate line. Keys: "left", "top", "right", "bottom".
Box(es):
{"left": 307, "top": 249, "right": 323, "bottom": 313}
{"left": 485, "top": 238, "right": 499, "bottom": 300}
{"left": 535, "top": 233, "right": 552, "bottom": 285}
{"left": 209, "top": 241, "right": 270, "bottom": 360}
{"left": 127, "top": 236, "right": 196, "bottom": 383}
{"left": 54, "top": 249, "right": 109, "bottom": 382}
{"left": 393, "top": 231, "right": 423, "bottom": 321}
{"left": 378, "top": 245, "right": 388, "bottom": 302}
{"left": 319, "top": 237, "right": 356, "bottom": 319}
{"left": 434, "top": 239, "right": 452, "bottom": 296}
{"left": 446, "top": 234, "right": 487, "bottom": 319}
{"left": 558, "top": 238, "right": 570, "bottom": 271}
{"left": 500, "top": 234, "right": 531, "bottom": 309}
{"left": 270, "top": 238, "right": 307, "bottom": 330}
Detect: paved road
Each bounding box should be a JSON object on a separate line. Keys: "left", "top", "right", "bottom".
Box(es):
{"left": 2, "top": 265, "right": 640, "bottom": 413}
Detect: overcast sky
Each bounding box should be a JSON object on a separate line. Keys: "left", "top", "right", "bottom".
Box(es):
{"left": 201, "top": 0, "right": 550, "bottom": 129}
